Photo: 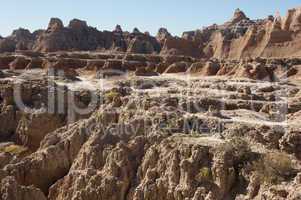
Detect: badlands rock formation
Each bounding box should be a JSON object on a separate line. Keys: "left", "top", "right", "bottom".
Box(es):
{"left": 0, "top": 50, "right": 300, "bottom": 200}
{"left": 0, "top": 18, "right": 161, "bottom": 54}
{"left": 2, "top": 8, "right": 301, "bottom": 59}
{"left": 0, "top": 7, "right": 300, "bottom": 200}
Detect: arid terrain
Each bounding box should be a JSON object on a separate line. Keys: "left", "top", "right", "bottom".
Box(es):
{"left": 0, "top": 8, "right": 301, "bottom": 200}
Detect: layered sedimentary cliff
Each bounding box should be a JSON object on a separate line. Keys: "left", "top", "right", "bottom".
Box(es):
{"left": 2, "top": 8, "right": 301, "bottom": 59}
{"left": 0, "top": 50, "right": 300, "bottom": 199}
{"left": 0, "top": 6, "right": 301, "bottom": 200}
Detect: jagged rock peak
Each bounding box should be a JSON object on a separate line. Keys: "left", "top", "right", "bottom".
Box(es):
{"left": 231, "top": 8, "right": 249, "bottom": 23}
{"left": 157, "top": 27, "right": 171, "bottom": 35}
{"left": 47, "top": 18, "right": 64, "bottom": 31}
{"left": 267, "top": 15, "right": 275, "bottom": 22}
{"left": 273, "top": 11, "right": 282, "bottom": 30}
{"left": 68, "top": 19, "right": 88, "bottom": 29}
{"left": 114, "top": 24, "right": 123, "bottom": 33}
{"left": 133, "top": 27, "right": 141, "bottom": 34}
{"left": 12, "top": 28, "right": 32, "bottom": 38}
{"left": 157, "top": 27, "right": 172, "bottom": 41}
{"left": 282, "top": 7, "right": 301, "bottom": 31}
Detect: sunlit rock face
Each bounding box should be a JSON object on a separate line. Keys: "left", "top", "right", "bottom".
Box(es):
{"left": 0, "top": 7, "right": 301, "bottom": 200}
{"left": 0, "top": 7, "right": 301, "bottom": 59}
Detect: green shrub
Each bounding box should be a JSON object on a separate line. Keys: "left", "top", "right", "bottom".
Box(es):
{"left": 105, "top": 91, "right": 120, "bottom": 103}
{"left": 253, "top": 152, "right": 295, "bottom": 184}
{"left": 0, "top": 145, "right": 28, "bottom": 155}
{"left": 229, "top": 137, "right": 252, "bottom": 162}
{"left": 196, "top": 167, "right": 212, "bottom": 182}
{"left": 216, "top": 137, "right": 253, "bottom": 165}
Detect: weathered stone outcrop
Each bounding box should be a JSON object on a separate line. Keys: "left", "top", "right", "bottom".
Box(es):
{"left": 187, "top": 61, "right": 220, "bottom": 76}
{"left": 126, "top": 31, "right": 161, "bottom": 54}
{"left": 0, "top": 105, "right": 18, "bottom": 140}
{"left": 0, "top": 70, "right": 299, "bottom": 200}
{"left": 0, "top": 176, "right": 46, "bottom": 200}
{"left": 0, "top": 7, "right": 301, "bottom": 200}
{"left": 156, "top": 28, "right": 172, "bottom": 44}
{"left": 0, "top": 28, "right": 36, "bottom": 53}
{"left": 26, "top": 57, "right": 44, "bottom": 69}
{"left": 16, "top": 112, "right": 64, "bottom": 150}
{"left": 33, "top": 18, "right": 102, "bottom": 52}
{"left": 280, "top": 130, "right": 301, "bottom": 158}
{"left": 9, "top": 57, "right": 31, "bottom": 70}
{"left": 160, "top": 37, "right": 202, "bottom": 58}
{"left": 31, "top": 18, "right": 161, "bottom": 54}
{"left": 45, "top": 118, "right": 237, "bottom": 200}
{"left": 0, "top": 55, "right": 15, "bottom": 69}
{"left": 1, "top": 8, "right": 301, "bottom": 59}
{"left": 164, "top": 61, "right": 190, "bottom": 73}
{"left": 4, "top": 121, "right": 89, "bottom": 194}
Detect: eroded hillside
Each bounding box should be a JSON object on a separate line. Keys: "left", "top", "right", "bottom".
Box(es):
{"left": 0, "top": 7, "right": 301, "bottom": 200}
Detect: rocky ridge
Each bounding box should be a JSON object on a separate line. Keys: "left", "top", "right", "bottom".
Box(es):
{"left": 1, "top": 7, "right": 301, "bottom": 59}
{"left": 0, "top": 50, "right": 300, "bottom": 199}
{"left": 0, "top": 6, "right": 301, "bottom": 200}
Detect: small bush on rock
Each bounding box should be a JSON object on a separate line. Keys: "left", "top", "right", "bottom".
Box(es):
{"left": 196, "top": 167, "right": 212, "bottom": 182}
{"left": 105, "top": 90, "right": 120, "bottom": 103}
{"left": 0, "top": 145, "right": 28, "bottom": 155}
{"left": 253, "top": 151, "right": 296, "bottom": 184}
